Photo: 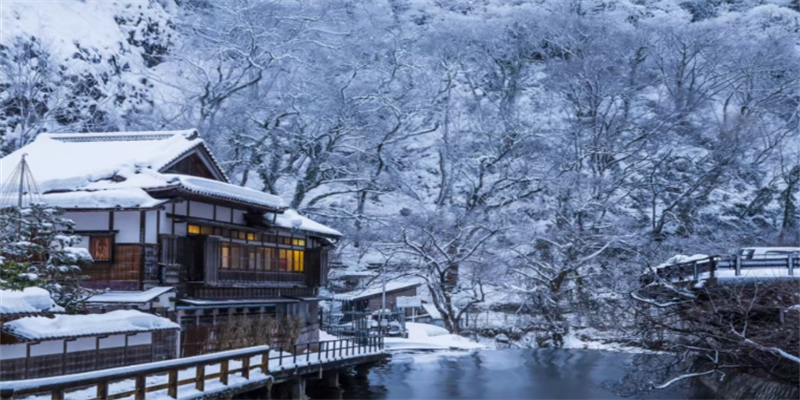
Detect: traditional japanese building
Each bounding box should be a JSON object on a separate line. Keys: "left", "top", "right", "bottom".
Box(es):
{"left": 0, "top": 130, "right": 341, "bottom": 356}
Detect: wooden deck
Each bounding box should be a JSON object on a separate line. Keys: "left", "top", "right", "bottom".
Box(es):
{"left": 0, "top": 337, "right": 386, "bottom": 400}
{"left": 651, "top": 254, "right": 798, "bottom": 283}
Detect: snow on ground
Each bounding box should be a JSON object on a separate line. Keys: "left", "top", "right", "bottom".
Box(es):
{"left": 383, "top": 322, "right": 485, "bottom": 352}
{"left": 0, "top": 287, "right": 64, "bottom": 315}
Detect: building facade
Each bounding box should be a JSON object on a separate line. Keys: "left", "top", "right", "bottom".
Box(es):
{"left": 0, "top": 130, "right": 342, "bottom": 357}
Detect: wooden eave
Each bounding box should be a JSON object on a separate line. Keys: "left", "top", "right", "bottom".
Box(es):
{"left": 146, "top": 187, "right": 284, "bottom": 214}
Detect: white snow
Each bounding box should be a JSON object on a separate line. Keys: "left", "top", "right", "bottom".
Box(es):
{"left": 333, "top": 280, "right": 422, "bottom": 301}
{"left": 421, "top": 303, "right": 442, "bottom": 319}
{"left": 161, "top": 174, "right": 287, "bottom": 210}
{"left": 86, "top": 287, "right": 175, "bottom": 304}
{"left": 383, "top": 322, "right": 485, "bottom": 351}
{"left": 654, "top": 254, "right": 710, "bottom": 269}
{"left": 0, "top": 287, "right": 64, "bottom": 315}
{"left": 41, "top": 189, "right": 168, "bottom": 210}
{"left": 3, "top": 310, "right": 179, "bottom": 340}
{"left": 273, "top": 209, "right": 342, "bottom": 237}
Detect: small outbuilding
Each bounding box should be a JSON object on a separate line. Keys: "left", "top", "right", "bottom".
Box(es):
{"left": 0, "top": 288, "right": 179, "bottom": 380}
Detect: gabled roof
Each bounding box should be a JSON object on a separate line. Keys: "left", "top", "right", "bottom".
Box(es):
{"left": 0, "top": 130, "right": 287, "bottom": 212}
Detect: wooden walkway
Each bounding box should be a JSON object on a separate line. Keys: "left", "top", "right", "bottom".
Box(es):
{"left": 654, "top": 254, "right": 798, "bottom": 283}
{"left": 0, "top": 337, "right": 385, "bottom": 400}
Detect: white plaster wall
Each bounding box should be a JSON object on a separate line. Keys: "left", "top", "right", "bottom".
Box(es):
{"left": 29, "top": 340, "right": 63, "bottom": 357}
{"left": 173, "top": 221, "right": 187, "bottom": 237}
{"left": 159, "top": 210, "right": 171, "bottom": 234}
{"left": 128, "top": 332, "right": 152, "bottom": 346}
{"left": 145, "top": 210, "right": 158, "bottom": 244}
{"left": 232, "top": 209, "right": 246, "bottom": 225}
{"left": 174, "top": 201, "right": 187, "bottom": 216}
{"left": 68, "top": 337, "right": 97, "bottom": 352}
{"left": 0, "top": 344, "right": 28, "bottom": 359}
{"left": 114, "top": 211, "right": 140, "bottom": 243}
{"left": 99, "top": 335, "right": 125, "bottom": 349}
{"left": 189, "top": 201, "right": 214, "bottom": 219}
{"left": 216, "top": 206, "right": 231, "bottom": 223}
{"left": 64, "top": 212, "right": 109, "bottom": 231}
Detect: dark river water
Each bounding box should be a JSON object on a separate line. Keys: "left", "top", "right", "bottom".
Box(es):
{"left": 308, "top": 349, "right": 715, "bottom": 400}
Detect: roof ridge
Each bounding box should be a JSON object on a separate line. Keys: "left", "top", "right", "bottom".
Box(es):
{"left": 40, "top": 129, "right": 199, "bottom": 143}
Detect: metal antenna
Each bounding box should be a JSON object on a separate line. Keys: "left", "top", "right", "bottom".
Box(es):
{"left": 0, "top": 154, "right": 44, "bottom": 210}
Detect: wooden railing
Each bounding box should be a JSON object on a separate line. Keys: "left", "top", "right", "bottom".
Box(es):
{"left": 0, "top": 337, "right": 384, "bottom": 400}
{"left": 653, "top": 254, "right": 799, "bottom": 282}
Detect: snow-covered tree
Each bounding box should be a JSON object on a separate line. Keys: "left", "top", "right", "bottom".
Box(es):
{"left": 0, "top": 204, "right": 93, "bottom": 311}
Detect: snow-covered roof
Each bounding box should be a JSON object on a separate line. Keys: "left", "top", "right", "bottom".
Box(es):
{"left": 273, "top": 209, "right": 342, "bottom": 237}
{"left": 0, "top": 287, "right": 64, "bottom": 315}
{"left": 155, "top": 174, "right": 286, "bottom": 210}
{"left": 2, "top": 310, "right": 179, "bottom": 340}
{"left": 0, "top": 130, "right": 289, "bottom": 211}
{"left": 40, "top": 188, "right": 169, "bottom": 210}
{"left": 86, "top": 286, "right": 175, "bottom": 304}
{"left": 333, "top": 280, "right": 422, "bottom": 301}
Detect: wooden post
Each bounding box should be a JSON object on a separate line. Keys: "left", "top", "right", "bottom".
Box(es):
{"left": 709, "top": 257, "right": 716, "bottom": 279}
{"left": 134, "top": 375, "right": 146, "bottom": 400}
{"left": 168, "top": 370, "right": 178, "bottom": 398}
{"left": 306, "top": 343, "right": 310, "bottom": 363}
{"left": 242, "top": 356, "right": 250, "bottom": 380}
{"left": 196, "top": 364, "right": 206, "bottom": 392}
{"left": 789, "top": 255, "right": 794, "bottom": 276}
{"left": 735, "top": 256, "right": 741, "bottom": 276}
{"left": 293, "top": 344, "right": 297, "bottom": 365}
{"left": 50, "top": 390, "right": 63, "bottom": 400}
{"left": 97, "top": 381, "right": 109, "bottom": 400}
{"left": 262, "top": 349, "right": 270, "bottom": 374}
{"left": 220, "top": 360, "right": 229, "bottom": 385}
{"left": 692, "top": 261, "right": 698, "bottom": 281}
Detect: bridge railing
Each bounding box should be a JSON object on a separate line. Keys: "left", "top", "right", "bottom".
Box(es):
{"left": 653, "top": 254, "right": 799, "bottom": 282}
{"left": 0, "top": 336, "right": 384, "bottom": 400}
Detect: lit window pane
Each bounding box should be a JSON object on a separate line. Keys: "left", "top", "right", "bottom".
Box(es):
{"left": 188, "top": 225, "right": 200, "bottom": 234}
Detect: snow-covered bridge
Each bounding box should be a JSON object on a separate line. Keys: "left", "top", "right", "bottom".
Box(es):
{"left": 0, "top": 337, "right": 385, "bottom": 400}
{"left": 652, "top": 254, "right": 798, "bottom": 284}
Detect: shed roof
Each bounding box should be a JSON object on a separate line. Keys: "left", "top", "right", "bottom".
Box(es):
{"left": 333, "top": 280, "right": 422, "bottom": 301}
{"left": 0, "top": 287, "right": 64, "bottom": 315}
{"left": 85, "top": 286, "right": 175, "bottom": 304}
{"left": 2, "top": 310, "right": 179, "bottom": 341}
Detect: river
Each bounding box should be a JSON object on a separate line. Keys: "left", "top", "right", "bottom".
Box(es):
{"left": 308, "top": 349, "right": 715, "bottom": 400}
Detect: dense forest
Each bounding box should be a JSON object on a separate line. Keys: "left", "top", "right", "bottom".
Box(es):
{"left": 2, "top": 0, "right": 798, "bottom": 349}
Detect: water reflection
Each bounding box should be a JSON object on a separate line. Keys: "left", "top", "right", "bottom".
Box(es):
{"left": 316, "top": 349, "right": 714, "bottom": 400}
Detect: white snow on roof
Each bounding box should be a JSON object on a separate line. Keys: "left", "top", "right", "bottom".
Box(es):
{"left": 421, "top": 302, "right": 442, "bottom": 319}
{"left": 3, "top": 310, "right": 179, "bottom": 340}
{"left": 334, "top": 280, "right": 422, "bottom": 301}
{"left": 274, "top": 209, "right": 342, "bottom": 237}
{"left": 41, "top": 188, "right": 168, "bottom": 209}
{"left": 86, "top": 286, "right": 175, "bottom": 304}
{"left": 0, "top": 287, "right": 64, "bottom": 315}
{"left": 161, "top": 174, "right": 287, "bottom": 210}
{"left": 0, "top": 130, "right": 206, "bottom": 194}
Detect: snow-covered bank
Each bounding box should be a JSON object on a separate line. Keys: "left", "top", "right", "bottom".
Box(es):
{"left": 383, "top": 323, "right": 486, "bottom": 352}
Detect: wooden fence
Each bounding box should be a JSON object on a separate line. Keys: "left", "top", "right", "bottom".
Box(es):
{"left": 0, "top": 337, "right": 384, "bottom": 400}
{"left": 654, "top": 254, "right": 799, "bottom": 282}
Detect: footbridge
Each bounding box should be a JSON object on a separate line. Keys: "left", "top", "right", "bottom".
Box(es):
{"left": 651, "top": 254, "right": 798, "bottom": 283}
{"left": 0, "top": 337, "right": 386, "bottom": 400}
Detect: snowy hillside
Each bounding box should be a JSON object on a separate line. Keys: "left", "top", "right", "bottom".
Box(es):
{"left": 2, "top": 0, "right": 799, "bottom": 345}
